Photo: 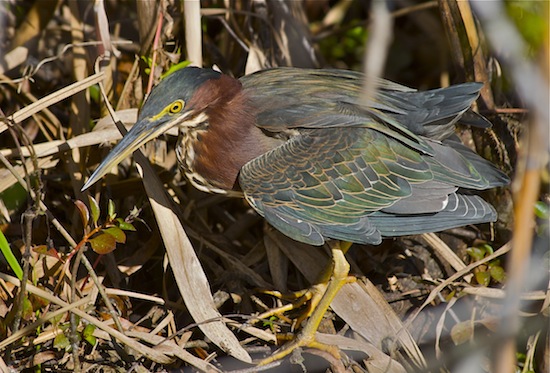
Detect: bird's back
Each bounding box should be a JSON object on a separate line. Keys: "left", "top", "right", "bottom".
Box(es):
{"left": 238, "top": 68, "right": 508, "bottom": 245}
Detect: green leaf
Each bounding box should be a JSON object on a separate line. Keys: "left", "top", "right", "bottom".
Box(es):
{"left": 475, "top": 271, "right": 491, "bottom": 287}
{"left": 163, "top": 61, "right": 192, "bottom": 78}
{"left": 140, "top": 55, "right": 152, "bottom": 68}
{"left": 467, "top": 246, "right": 485, "bottom": 261}
{"left": 489, "top": 265, "right": 506, "bottom": 283}
{"left": 103, "top": 227, "right": 126, "bottom": 244}
{"left": 444, "top": 289, "right": 456, "bottom": 302}
{"left": 89, "top": 232, "right": 117, "bottom": 254}
{"left": 534, "top": 201, "right": 549, "bottom": 219}
{"left": 0, "top": 229, "right": 23, "bottom": 280}
{"left": 88, "top": 84, "right": 100, "bottom": 104}
{"left": 82, "top": 323, "right": 95, "bottom": 338}
{"left": 53, "top": 332, "right": 70, "bottom": 350}
{"left": 262, "top": 316, "right": 278, "bottom": 332}
{"left": 88, "top": 195, "right": 100, "bottom": 226}
{"left": 108, "top": 200, "right": 116, "bottom": 220}
{"left": 82, "top": 324, "right": 97, "bottom": 346}
{"left": 480, "top": 244, "right": 494, "bottom": 255}
{"left": 74, "top": 200, "right": 89, "bottom": 228}
{"left": 116, "top": 219, "right": 136, "bottom": 231}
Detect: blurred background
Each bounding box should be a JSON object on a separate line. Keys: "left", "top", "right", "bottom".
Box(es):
{"left": 0, "top": 1, "right": 547, "bottom": 372}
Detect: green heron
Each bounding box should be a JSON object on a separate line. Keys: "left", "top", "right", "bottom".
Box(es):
{"left": 82, "top": 67, "right": 509, "bottom": 364}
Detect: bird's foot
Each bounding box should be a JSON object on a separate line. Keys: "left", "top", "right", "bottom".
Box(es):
{"left": 255, "top": 242, "right": 354, "bottom": 366}
{"left": 254, "top": 282, "right": 328, "bottom": 329}
{"left": 258, "top": 329, "right": 341, "bottom": 366}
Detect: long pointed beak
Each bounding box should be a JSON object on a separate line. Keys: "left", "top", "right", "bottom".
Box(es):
{"left": 82, "top": 115, "right": 183, "bottom": 191}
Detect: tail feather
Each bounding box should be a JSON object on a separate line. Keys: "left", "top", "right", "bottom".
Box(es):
{"left": 371, "top": 194, "right": 497, "bottom": 237}
{"left": 379, "top": 83, "right": 484, "bottom": 140}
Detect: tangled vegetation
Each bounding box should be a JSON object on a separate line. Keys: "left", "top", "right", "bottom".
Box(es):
{"left": 0, "top": 1, "right": 547, "bottom": 372}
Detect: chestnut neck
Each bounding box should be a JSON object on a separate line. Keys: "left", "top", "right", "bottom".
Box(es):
{"left": 185, "top": 75, "right": 281, "bottom": 192}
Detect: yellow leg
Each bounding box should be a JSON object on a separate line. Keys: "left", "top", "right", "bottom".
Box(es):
{"left": 253, "top": 290, "right": 312, "bottom": 327}
{"left": 254, "top": 282, "right": 330, "bottom": 330}
{"left": 253, "top": 242, "right": 351, "bottom": 328}
{"left": 258, "top": 241, "right": 353, "bottom": 365}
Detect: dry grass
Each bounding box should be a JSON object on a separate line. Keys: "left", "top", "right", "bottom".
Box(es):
{"left": 0, "top": 1, "right": 547, "bottom": 372}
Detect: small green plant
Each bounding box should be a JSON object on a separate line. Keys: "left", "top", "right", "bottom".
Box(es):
{"left": 318, "top": 22, "right": 367, "bottom": 69}
{"left": 162, "top": 60, "right": 191, "bottom": 78}
{"left": 51, "top": 321, "right": 96, "bottom": 351}
{"left": 33, "top": 196, "right": 138, "bottom": 283}
{"left": 74, "top": 196, "right": 137, "bottom": 255}
{"left": 140, "top": 55, "right": 190, "bottom": 78}
{"left": 262, "top": 316, "right": 279, "bottom": 333}
{"left": 466, "top": 244, "right": 506, "bottom": 286}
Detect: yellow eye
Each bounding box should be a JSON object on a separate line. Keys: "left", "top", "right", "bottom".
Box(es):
{"left": 169, "top": 100, "right": 185, "bottom": 114}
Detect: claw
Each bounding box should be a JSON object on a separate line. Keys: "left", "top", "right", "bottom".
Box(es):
{"left": 254, "top": 282, "right": 327, "bottom": 331}
{"left": 256, "top": 242, "right": 353, "bottom": 366}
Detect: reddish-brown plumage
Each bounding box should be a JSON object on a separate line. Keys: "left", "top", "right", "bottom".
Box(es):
{"left": 185, "top": 75, "right": 281, "bottom": 191}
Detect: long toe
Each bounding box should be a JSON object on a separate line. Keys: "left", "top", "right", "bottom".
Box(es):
{"left": 258, "top": 328, "right": 341, "bottom": 366}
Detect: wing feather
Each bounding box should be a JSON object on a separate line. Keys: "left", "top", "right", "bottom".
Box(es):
{"left": 240, "top": 126, "right": 505, "bottom": 245}
{"left": 240, "top": 127, "right": 433, "bottom": 244}
{"left": 236, "top": 68, "right": 509, "bottom": 245}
